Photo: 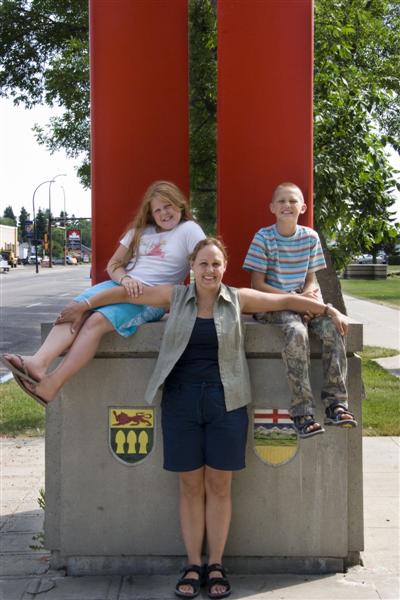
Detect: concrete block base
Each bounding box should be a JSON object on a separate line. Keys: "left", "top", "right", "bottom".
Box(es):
{"left": 44, "top": 319, "right": 364, "bottom": 575}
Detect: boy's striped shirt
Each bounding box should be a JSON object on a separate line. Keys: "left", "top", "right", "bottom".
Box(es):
{"left": 243, "top": 224, "right": 326, "bottom": 292}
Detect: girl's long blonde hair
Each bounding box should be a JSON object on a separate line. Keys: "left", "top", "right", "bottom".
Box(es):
{"left": 110, "top": 181, "right": 193, "bottom": 272}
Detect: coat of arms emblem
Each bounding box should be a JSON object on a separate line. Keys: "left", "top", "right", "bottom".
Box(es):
{"left": 109, "top": 408, "right": 155, "bottom": 465}
{"left": 253, "top": 408, "right": 299, "bottom": 467}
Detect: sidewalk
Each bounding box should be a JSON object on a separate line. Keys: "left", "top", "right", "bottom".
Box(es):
{"left": 1, "top": 436, "right": 399, "bottom": 600}
{"left": 344, "top": 294, "right": 400, "bottom": 351}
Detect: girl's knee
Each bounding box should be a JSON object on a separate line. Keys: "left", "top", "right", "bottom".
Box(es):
{"left": 82, "top": 312, "right": 112, "bottom": 333}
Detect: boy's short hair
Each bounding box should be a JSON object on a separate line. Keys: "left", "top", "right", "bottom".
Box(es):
{"left": 272, "top": 182, "right": 304, "bottom": 203}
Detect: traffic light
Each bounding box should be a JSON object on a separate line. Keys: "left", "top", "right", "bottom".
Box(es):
{"left": 44, "top": 233, "right": 49, "bottom": 251}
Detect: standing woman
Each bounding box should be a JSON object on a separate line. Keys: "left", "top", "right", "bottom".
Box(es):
{"left": 56, "top": 237, "right": 349, "bottom": 599}
{"left": 1, "top": 181, "right": 205, "bottom": 405}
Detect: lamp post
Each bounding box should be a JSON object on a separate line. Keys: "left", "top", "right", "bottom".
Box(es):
{"left": 60, "top": 185, "right": 67, "bottom": 266}
{"left": 48, "top": 174, "right": 66, "bottom": 268}
{"left": 32, "top": 180, "right": 54, "bottom": 274}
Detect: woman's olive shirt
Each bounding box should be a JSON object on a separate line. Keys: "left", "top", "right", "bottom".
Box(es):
{"left": 144, "top": 283, "right": 251, "bottom": 411}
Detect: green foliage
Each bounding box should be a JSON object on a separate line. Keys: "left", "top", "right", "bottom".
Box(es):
{"left": 0, "top": 217, "right": 15, "bottom": 226}
{"left": 18, "top": 206, "right": 30, "bottom": 242}
{"left": 3, "top": 205, "right": 16, "bottom": 224}
{"left": 340, "top": 275, "right": 400, "bottom": 307}
{"left": 0, "top": 380, "right": 45, "bottom": 437}
{"left": 360, "top": 349, "right": 400, "bottom": 436}
{"left": 189, "top": 0, "right": 217, "bottom": 234}
{"left": 35, "top": 207, "right": 47, "bottom": 241}
{"left": 314, "top": 0, "right": 400, "bottom": 270}
{"left": 0, "top": 0, "right": 90, "bottom": 186}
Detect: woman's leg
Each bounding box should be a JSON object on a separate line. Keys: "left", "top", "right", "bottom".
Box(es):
{"left": 177, "top": 467, "right": 206, "bottom": 595}
{"left": 24, "top": 312, "right": 114, "bottom": 402}
{"left": 205, "top": 467, "right": 232, "bottom": 596}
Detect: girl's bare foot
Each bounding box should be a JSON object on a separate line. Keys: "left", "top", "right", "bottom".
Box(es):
{"left": 2, "top": 354, "right": 45, "bottom": 383}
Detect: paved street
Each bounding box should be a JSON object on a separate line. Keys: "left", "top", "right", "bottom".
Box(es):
{"left": 0, "top": 265, "right": 91, "bottom": 378}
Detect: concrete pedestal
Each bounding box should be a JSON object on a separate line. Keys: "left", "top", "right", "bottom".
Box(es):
{"left": 44, "top": 319, "right": 363, "bottom": 575}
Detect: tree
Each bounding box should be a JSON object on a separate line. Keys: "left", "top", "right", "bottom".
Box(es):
{"left": 35, "top": 208, "right": 47, "bottom": 242}
{"left": 3, "top": 205, "right": 17, "bottom": 225}
{"left": 1, "top": 0, "right": 399, "bottom": 291}
{"left": 0, "top": 0, "right": 90, "bottom": 186}
{"left": 313, "top": 0, "right": 400, "bottom": 309}
{"left": 18, "top": 206, "right": 30, "bottom": 243}
{"left": 189, "top": 0, "right": 217, "bottom": 234}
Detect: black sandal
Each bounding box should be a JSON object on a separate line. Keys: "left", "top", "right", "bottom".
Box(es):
{"left": 175, "top": 564, "right": 204, "bottom": 598}
{"left": 292, "top": 415, "right": 325, "bottom": 438}
{"left": 325, "top": 403, "right": 358, "bottom": 428}
{"left": 206, "top": 563, "right": 231, "bottom": 599}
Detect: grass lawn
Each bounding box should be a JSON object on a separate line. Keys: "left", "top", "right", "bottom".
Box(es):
{"left": 340, "top": 276, "right": 400, "bottom": 308}
{"left": 0, "top": 380, "right": 45, "bottom": 437}
{"left": 0, "top": 346, "right": 398, "bottom": 437}
{"left": 360, "top": 346, "right": 400, "bottom": 436}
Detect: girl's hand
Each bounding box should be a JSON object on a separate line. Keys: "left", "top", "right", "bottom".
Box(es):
{"left": 55, "top": 301, "right": 88, "bottom": 333}
{"left": 120, "top": 275, "right": 143, "bottom": 298}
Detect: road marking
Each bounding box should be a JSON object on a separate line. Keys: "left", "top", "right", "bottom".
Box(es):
{"left": 59, "top": 293, "right": 71, "bottom": 297}
{"left": 26, "top": 303, "right": 42, "bottom": 308}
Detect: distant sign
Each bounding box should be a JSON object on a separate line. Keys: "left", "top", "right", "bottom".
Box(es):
{"left": 25, "top": 221, "right": 34, "bottom": 238}
{"left": 67, "top": 229, "right": 81, "bottom": 250}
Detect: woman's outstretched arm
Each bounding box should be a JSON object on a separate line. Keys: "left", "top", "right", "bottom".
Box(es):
{"left": 56, "top": 284, "right": 173, "bottom": 332}
{"left": 238, "top": 288, "right": 348, "bottom": 335}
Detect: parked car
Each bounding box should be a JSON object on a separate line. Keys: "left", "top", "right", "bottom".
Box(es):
{"left": 66, "top": 255, "right": 78, "bottom": 265}
{"left": 355, "top": 253, "right": 373, "bottom": 264}
{"left": 376, "top": 251, "right": 387, "bottom": 264}
{"left": 26, "top": 254, "right": 42, "bottom": 265}
{"left": 0, "top": 258, "right": 10, "bottom": 272}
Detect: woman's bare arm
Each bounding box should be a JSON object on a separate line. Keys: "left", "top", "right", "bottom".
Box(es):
{"left": 239, "top": 288, "right": 348, "bottom": 335}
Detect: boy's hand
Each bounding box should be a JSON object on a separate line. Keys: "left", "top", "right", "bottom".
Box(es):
{"left": 327, "top": 309, "right": 349, "bottom": 336}
{"left": 301, "top": 288, "right": 321, "bottom": 301}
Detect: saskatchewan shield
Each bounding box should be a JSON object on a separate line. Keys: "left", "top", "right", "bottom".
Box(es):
{"left": 253, "top": 409, "right": 299, "bottom": 467}
{"left": 109, "top": 408, "right": 154, "bottom": 465}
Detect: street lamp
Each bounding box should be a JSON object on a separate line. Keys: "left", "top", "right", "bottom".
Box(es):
{"left": 60, "top": 185, "right": 67, "bottom": 266}
{"left": 48, "top": 174, "right": 66, "bottom": 268}
{"left": 32, "top": 180, "right": 55, "bottom": 274}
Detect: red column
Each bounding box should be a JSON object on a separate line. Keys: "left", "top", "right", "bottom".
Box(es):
{"left": 217, "top": 0, "right": 314, "bottom": 286}
{"left": 89, "top": 0, "right": 189, "bottom": 283}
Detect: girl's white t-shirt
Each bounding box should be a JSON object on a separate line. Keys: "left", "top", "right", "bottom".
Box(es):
{"left": 119, "top": 221, "right": 205, "bottom": 286}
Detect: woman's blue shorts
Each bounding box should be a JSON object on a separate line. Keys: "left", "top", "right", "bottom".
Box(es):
{"left": 74, "top": 280, "right": 165, "bottom": 337}
{"left": 161, "top": 382, "right": 248, "bottom": 472}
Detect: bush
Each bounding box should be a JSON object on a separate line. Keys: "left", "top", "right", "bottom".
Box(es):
{"left": 388, "top": 254, "right": 400, "bottom": 265}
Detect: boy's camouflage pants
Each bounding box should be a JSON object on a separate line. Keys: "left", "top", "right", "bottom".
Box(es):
{"left": 254, "top": 311, "right": 348, "bottom": 417}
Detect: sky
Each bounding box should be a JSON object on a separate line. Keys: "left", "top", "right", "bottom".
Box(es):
{"left": 0, "top": 98, "right": 91, "bottom": 220}
{"left": 1, "top": 97, "right": 399, "bottom": 224}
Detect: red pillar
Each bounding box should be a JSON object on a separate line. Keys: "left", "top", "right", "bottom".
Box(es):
{"left": 217, "top": 0, "right": 314, "bottom": 286}
{"left": 89, "top": 0, "right": 189, "bottom": 283}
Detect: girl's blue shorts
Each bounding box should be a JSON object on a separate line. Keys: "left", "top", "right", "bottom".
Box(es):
{"left": 161, "top": 382, "right": 248, "bottom": 472}
{"left": 74, "top": 280, "right": 165, "bottom": 337}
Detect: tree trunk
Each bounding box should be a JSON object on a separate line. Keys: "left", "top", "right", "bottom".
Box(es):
{"left": 316, "top": 231, "right": 347, "bottom": 315}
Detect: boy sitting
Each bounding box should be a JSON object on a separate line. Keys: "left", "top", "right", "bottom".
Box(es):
{"left": 243, "top": 182, "right": 357, "bottom": 438}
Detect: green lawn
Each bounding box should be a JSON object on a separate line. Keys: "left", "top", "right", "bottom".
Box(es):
{"left": 340, "top": 277, "right": 400, "bottom": 308}
{"left": 360, "top": 346, "right": 400, "bottom": 436}
{"left": 0, "top": 345, "right": 398, "bottom": 437}
{"left": 0, "top": 380, "right": 45, "bottom": 437}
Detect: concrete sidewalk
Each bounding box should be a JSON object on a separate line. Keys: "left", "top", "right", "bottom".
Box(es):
{"left": 1, "top": 436, "right": 399, "bottom": 600}
{"left": 344, "top": 294, "right": 400, "bottom": 351}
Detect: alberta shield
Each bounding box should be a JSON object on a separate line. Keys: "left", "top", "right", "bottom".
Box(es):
{"left": 253, "top": 409, "right": 299, "bottom": 467}
{"left": 109, "top": 408, "right": 154, "bottom": 465}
